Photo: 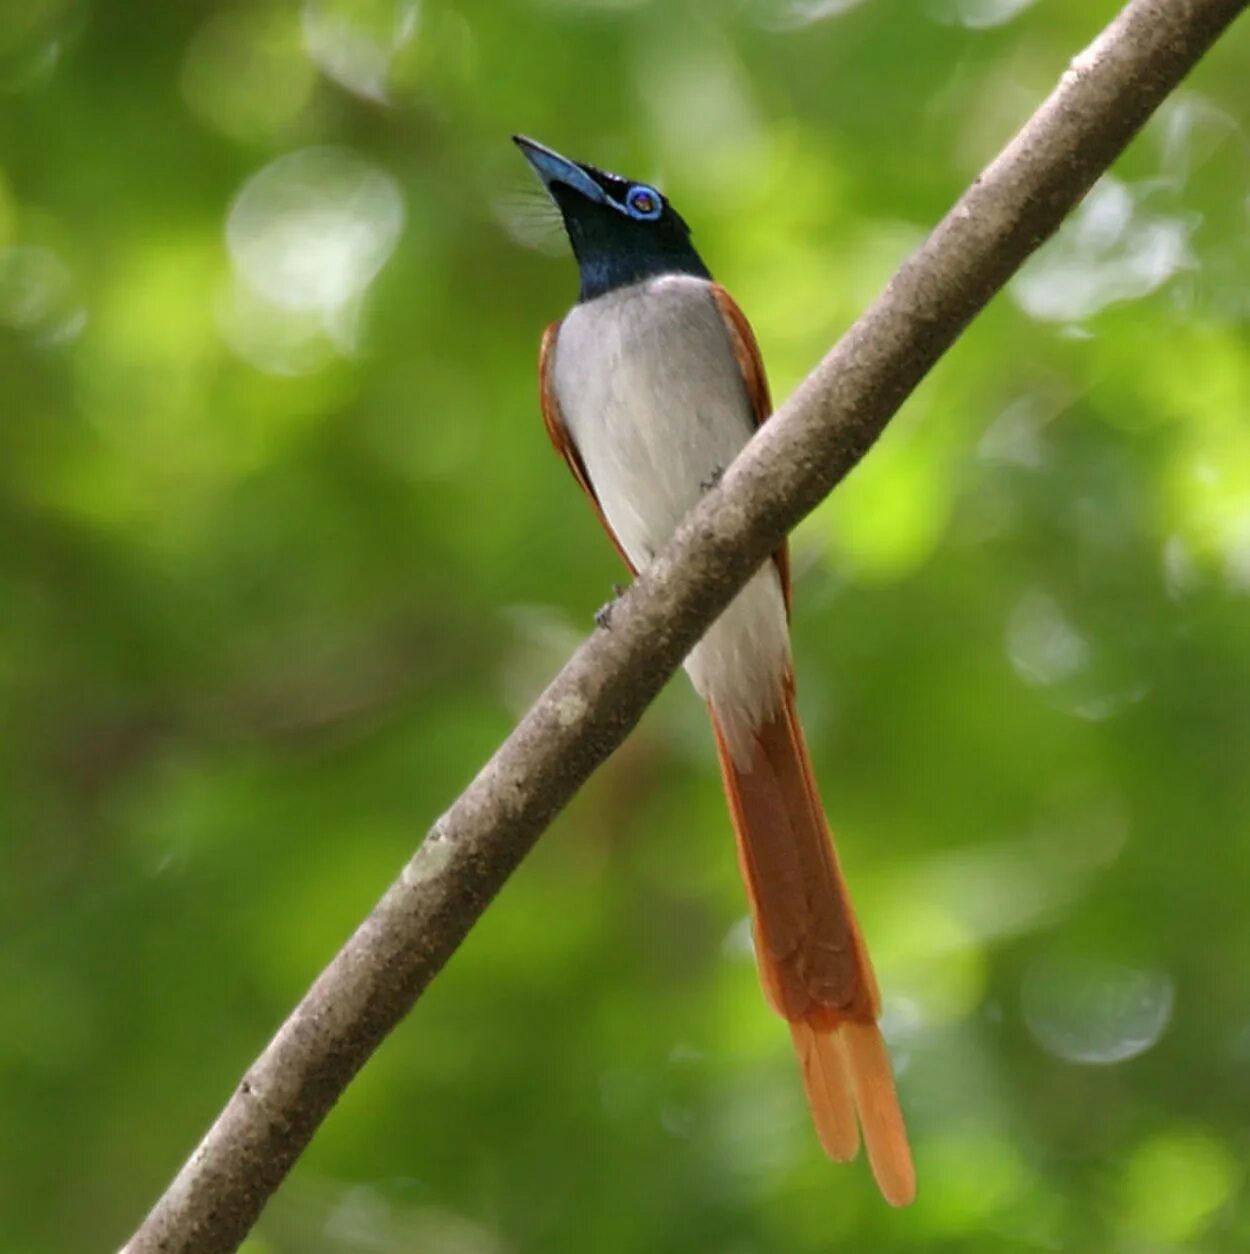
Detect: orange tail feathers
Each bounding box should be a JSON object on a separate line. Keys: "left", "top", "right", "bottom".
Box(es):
{"left": 712, "top": 686, "right": 915, "bottom": 1207}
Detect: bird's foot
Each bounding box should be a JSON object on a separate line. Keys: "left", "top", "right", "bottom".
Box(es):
{"left": 700, "top": 465, "right": 725, "bottom": 493}
{"left": 595, "top": 584, "right": 627, "bottom": 629}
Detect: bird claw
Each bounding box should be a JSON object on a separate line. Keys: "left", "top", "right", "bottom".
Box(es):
{"left": 595, "top": 584, "right": 627, "bottom": 629}
{"left": 700, "top": 465, "right": 725, "bottom": 493}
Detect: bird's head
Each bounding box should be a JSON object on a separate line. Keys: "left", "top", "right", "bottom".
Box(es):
{"left": 513, "top": 134, "right": 710, "bottom": 302}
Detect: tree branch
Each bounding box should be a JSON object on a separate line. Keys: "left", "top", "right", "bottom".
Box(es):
{"left": 122, "top": 1, "right": 1247, "bottom": 1249}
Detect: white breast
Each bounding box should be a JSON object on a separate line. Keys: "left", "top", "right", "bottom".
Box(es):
{"left": 551, "top": 274, "right": 790, "bottom": 763}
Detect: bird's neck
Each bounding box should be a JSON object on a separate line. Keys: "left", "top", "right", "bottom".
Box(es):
{"left": 573, "top": 239, "right": 711, "bottom": 303}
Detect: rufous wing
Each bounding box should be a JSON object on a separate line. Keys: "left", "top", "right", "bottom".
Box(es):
{"left": 709, "top": 284, "right": 791, "bottom": 614}
{"left": 539, "top": 320, "right": 637, "bottom": 574}
{"left": 709, "top": 283, "right": 772, "bottom": 425}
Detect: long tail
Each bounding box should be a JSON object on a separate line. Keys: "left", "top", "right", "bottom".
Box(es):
{"left": 710, "top": 682, "right": 915, "bottom": 1207}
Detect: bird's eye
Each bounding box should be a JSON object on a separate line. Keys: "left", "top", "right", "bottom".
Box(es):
{"left": 625, "top": 185, "right": 662, "bottom": 220}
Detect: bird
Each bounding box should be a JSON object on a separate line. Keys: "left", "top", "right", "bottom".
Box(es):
{"left": 514, "top": 134, "right": 915, "bottom": 1207}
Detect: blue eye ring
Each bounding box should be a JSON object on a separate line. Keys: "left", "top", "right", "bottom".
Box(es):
{"left": 624, "top": 184, "right": 662, "bottom": 220}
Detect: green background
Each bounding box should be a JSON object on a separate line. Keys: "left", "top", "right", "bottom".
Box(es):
{"left": 4, "top": 1, "right": 1250, "bottom": 1250}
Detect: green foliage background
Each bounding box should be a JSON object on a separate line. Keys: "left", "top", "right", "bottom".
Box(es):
{"left": 3, "top": 1, "right": 1250, "bottom": 1250}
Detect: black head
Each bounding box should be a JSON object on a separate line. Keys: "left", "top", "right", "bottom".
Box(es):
{"left": 513, "top": 134, "right": 711, "bottom": 303}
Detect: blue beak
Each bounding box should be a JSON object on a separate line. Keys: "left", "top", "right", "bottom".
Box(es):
{"left": 513, "top": 134, "right": 606, "bottom": 206}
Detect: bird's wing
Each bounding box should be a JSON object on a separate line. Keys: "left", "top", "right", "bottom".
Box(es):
{"left": 539, "top": 320, "right": 637, "bottom": 574}
{"left": 709, "top": 283, "right": 791, "bottom": 614}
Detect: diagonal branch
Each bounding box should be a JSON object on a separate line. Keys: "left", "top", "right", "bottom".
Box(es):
{"left": 122, "top": 1, "right": 1247, "bottom": 1249}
